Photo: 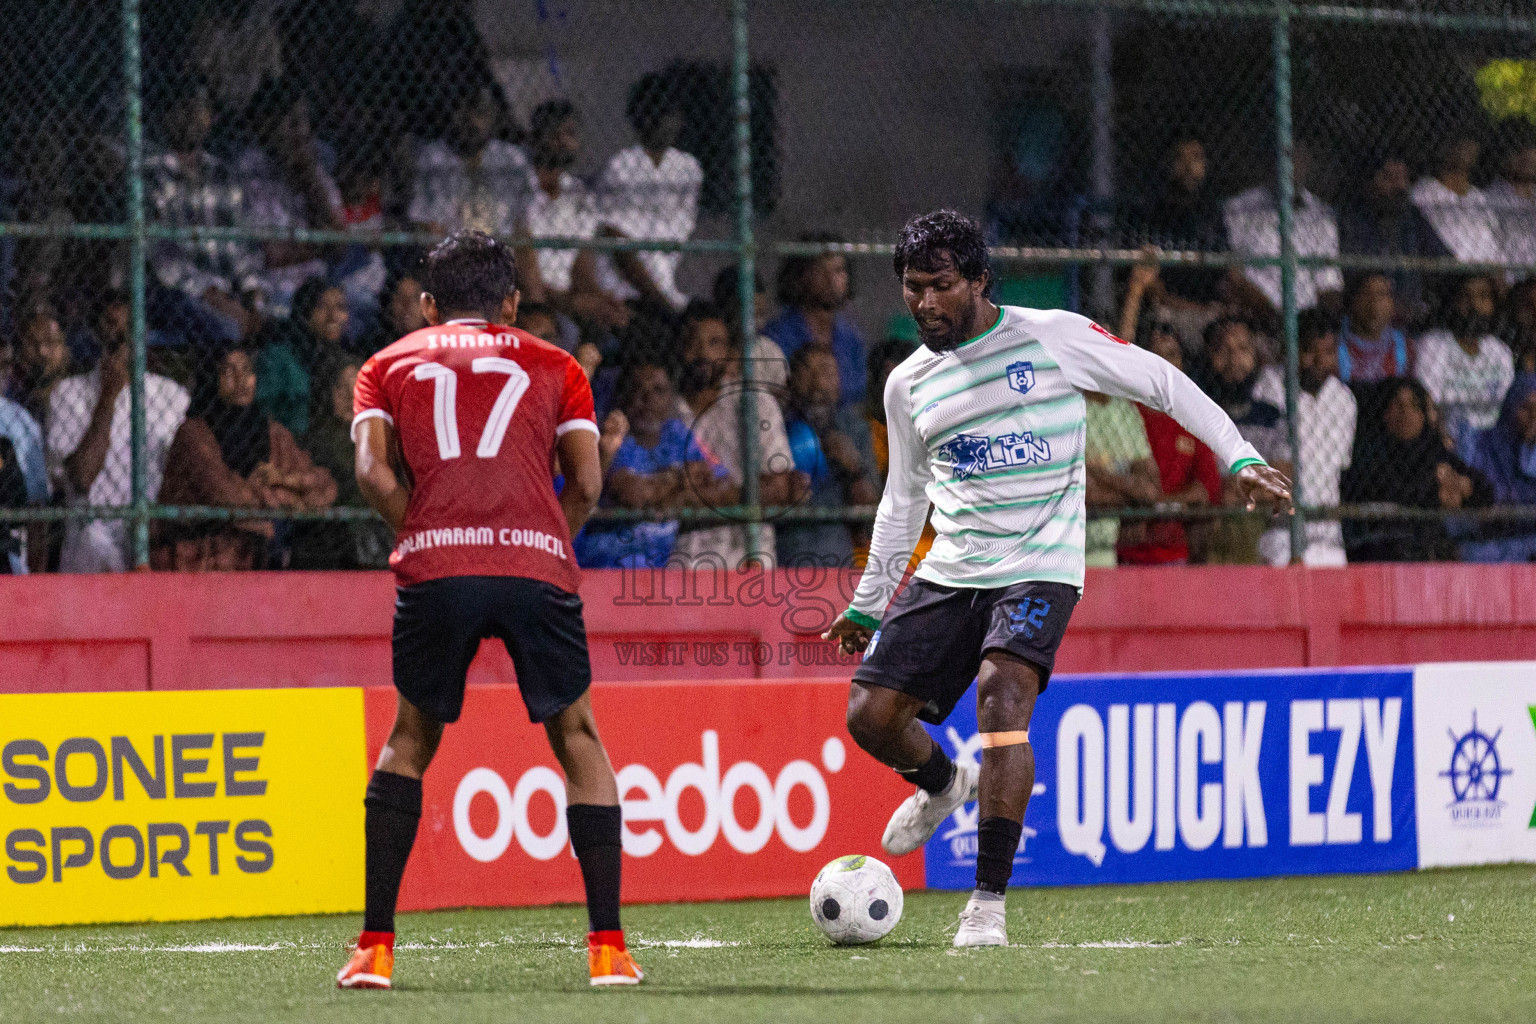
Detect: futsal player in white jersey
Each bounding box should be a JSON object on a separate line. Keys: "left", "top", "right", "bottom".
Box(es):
{"left": 823, "top": 211, "right": 1293, "bottom": 946}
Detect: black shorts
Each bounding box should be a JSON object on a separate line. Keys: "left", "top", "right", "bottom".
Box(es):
{"left": 852, "top": 578, "right": 1079, "bottom": 725}
{"left": 392, "top": 575, "right": 592, "bottom": 724}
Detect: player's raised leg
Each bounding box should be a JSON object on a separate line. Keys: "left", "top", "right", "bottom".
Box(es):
{"left": 954, "top": 651, "right": 1041, "bottom": 948}
{"left": 338, "top": 696, "right": 444, "bottom": 989}
{"left": 542, "top": 693, "right": 644, "bottom": 986}
{"left": 846, "top": 683, "right": 979, "bottom": 857}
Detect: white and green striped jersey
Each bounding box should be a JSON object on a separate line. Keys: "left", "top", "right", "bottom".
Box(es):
{"left": 846, "top": 305, "right": 1264, "bottom": 624}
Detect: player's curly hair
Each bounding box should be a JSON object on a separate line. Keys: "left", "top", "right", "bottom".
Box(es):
{"left": 892, "top": 210, "right": 991, "bottom": 290}
{"left": 423, "top": 231, "right": 518, "bottom": 321}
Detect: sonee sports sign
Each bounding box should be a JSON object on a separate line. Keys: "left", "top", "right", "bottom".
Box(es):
{"left": 0, "top": 690, "right": 365, "bottom": 926}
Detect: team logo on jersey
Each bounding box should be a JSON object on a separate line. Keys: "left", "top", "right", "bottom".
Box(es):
{"left": 1005, "top": 361, "right": 1035, "bottom": 395}
{"left": 936, "top": 431, "right": 1052, "bottom": 482}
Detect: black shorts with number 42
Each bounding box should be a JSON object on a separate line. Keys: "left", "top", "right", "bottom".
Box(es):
{"left": 852, "top": 578, "right": 1079, "bottom": 725}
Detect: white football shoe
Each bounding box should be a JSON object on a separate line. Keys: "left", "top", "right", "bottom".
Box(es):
{"left": 953, "top": 892, "right": 1008, "bottom": 947}
{"left": 881, "top": 760, "right": 978, "bottom": 856}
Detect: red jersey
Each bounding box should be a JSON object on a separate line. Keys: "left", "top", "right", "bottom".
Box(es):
{"left": 1117, "top": 408, "right": 1223, "bottom": 566}
{"left": 352, "top": 319, "right": 596, "bottom": 590}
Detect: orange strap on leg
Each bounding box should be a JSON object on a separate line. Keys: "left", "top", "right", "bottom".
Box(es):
{"left": 979, "top": 730, "right": 1030, "bottom": 749}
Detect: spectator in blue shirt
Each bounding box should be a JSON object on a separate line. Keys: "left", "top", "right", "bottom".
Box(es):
{"left": 765, "top": 233, "right": 867, "bottom": 407}
{"left": 1338, "top": 273, "right": 1411, "bottom": 384}
{"left": 575, "top": 360, "right": 731, "bottom": 568}
{"left": 777, "top": 346, "right": 879, "bottom": 568}
{"left": 0, "top": 393, "right": 49, "bottom": 573}
{"left": 1464, "top": 373, "right": 1536, "bottom": 562}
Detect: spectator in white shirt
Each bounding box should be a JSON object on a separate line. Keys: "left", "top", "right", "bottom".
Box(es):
{"left": 1487, "top": 129, "right": 1536, "bottom": 273}
{"left": 46, "top": 332, "right": 190, "bottom": 572}
{"left": 1224, "top": 144, "right": 1343, "bottom": 316}
{"left": 1255, "top": 310, "right": 1356, "bottom": 566}
{"left": 144, "top": 76, "right": 262, "bottom": 345}
{"left": 595, "top": 72, "right": 704, "bottom": 313}
{"left": 409, "top": 85, "right": 532, "bottom": 237}
{"left": 1415, "top": 273, "right": 1515, "bottom": 460}
{"left": 1411, "top": 135, "right": 1504, "bottom": 265}
{"left": 523, "top": 99, "right": 630, "bottom": 337}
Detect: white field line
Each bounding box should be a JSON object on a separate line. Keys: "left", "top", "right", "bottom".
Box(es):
{"left": 0, "top": 942, "right": 299, "bottom": 953}
{"left": 1034, "top": 940, "right": 1185, "bottom": 948}
{"left": 635, "top": 938, "right": 740, "bottom": 948}
{"left": 0, "top": 935, "right": 741, "bottom": 953}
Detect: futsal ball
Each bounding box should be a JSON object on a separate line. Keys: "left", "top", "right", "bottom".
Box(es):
{"left": 809, "top": 854, "right": 904, "bottom": 945}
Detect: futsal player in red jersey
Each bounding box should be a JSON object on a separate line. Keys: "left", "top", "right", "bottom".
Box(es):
{"left": 337, "top": 232, "right": 642, "bottom": 989}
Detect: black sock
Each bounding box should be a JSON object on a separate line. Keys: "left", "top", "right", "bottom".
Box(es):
{"left": 567, "top": 803, "right": 623, "bottom": 933}
{"left": 975, "top": 816, "right": 1024, "bottom": 894}
{"left": 362, "top": 770, "right": 422, "bottom": 934}
{"left": 898, "top": 740, "right": 956, "bottom": 795}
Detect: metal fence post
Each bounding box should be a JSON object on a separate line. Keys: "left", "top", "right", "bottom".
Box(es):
{"left": 1088, "top": 6, "right": 1114, "bottom": 319}
{"left": 123, "top": 0, "right": 149, "bottom": 569}
{"left": 733, "top": 0, "right": 762, "bottom": 564}
{"left": 1272, "top": 3, "right": 1306, "bottom": 564}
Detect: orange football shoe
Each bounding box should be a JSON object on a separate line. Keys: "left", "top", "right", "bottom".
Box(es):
{"left": 588, "top": 930, "right": 643, "bottom": 987}
{"left": 337, "top": 940, "right": 393, "bottom": 990}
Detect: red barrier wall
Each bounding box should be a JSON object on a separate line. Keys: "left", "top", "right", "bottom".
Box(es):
{"left": 2, "top": 565, "right": 1534, "bottom": 693}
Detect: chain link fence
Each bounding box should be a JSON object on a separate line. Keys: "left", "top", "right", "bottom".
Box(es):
{"left": 3, "top": 0, "right": 1536, "bottom": 574}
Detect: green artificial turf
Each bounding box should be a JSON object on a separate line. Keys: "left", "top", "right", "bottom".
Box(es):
{"left": 4, "top": 864, "right": 1536, "bottom": 1023}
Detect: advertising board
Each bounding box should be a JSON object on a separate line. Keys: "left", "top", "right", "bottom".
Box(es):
{"left": 0, "top": 689, "right": 367, "bottom": 926}
{"left": 364, "top": 680, "right": 923, "bottom": 910}
{"left": 1413, "top": 661, "right": 1536, "bottom": 869}
{"left": 925, "top": 668, "right": 1418, "bottom": 888}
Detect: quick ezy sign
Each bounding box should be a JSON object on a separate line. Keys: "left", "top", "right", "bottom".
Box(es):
{"left": 926, "top": 668, "right": 1418, "bottom": 888}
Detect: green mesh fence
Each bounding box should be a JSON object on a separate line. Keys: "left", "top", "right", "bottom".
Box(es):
{"left": 2, "top": 0, "right": 1536, "bottom": 574}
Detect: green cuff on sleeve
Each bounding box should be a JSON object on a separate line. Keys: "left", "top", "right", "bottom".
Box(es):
{"left": 1229, "top": 456, "right": 1267, "bottom": 475}
{"left": 843, "top": 608, "right": 881, "bottom": 631}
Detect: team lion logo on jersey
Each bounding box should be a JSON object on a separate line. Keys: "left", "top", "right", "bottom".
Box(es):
{"left": 936, "top": 431, "right": 1052, "bottom": 481}
{"left": 1005, "top": 361, "right": 1035, "bottom": 395}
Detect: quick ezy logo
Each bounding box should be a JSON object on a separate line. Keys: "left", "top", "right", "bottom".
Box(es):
{"left": 1055, "top": 698, "right": 1402, "bottom": 865}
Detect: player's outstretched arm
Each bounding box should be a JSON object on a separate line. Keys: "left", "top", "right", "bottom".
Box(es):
{"left": 355, "top": 418, "right": 410, "bottom": 532}
{"left": 557, "top": 426, "right": 603, "bottom": 537}
{"left": 834, "top": 363, "right": 929, "bottom": 648}
{"left": 1036, "top": 310, "right": 1277, "bottom": 495}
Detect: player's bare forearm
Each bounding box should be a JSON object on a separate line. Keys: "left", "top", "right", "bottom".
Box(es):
{"left": 355, "top": 418, "right": 410, "bottom": 532}
{"left": 359, "top": 473, "right": 409, "bottom": 533}
{"left": 556, "top": 428, "right": 603, "bottom": 537}
{"left": 560, "top": 489, "right": 597, "bottom": 538}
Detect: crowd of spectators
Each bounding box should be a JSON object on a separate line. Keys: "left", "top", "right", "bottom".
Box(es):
{"left": 1096, "top": 129, "right": 1536, "bottom": 567}
{"left": 0, "top": 15, "right": 754, "bottom": 574}
{"left": 8, "top": 6, "right": 1536, "bottom": 573}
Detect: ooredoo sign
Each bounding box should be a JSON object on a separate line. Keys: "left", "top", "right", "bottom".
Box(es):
{"left": 365, "top": 680, "right": 922, "bottom": 910}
